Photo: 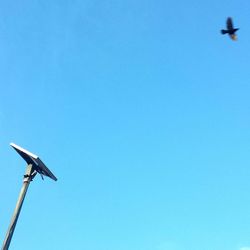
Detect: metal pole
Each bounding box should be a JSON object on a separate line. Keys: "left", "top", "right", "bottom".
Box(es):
{"left": 2, "top": 164, "right": 36, "bottom": 250}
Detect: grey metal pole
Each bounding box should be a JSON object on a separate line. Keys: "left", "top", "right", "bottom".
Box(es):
{"left": 2, "top": 164, "right": 36, "bottom": 250}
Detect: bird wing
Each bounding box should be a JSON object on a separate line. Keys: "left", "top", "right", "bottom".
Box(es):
{"left": 227, "top": 17, "right": 234, "bottom": 30}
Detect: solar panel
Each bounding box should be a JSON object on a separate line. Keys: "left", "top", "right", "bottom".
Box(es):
{"left": 10, "top": 143, "right": 57, "bottom": 181}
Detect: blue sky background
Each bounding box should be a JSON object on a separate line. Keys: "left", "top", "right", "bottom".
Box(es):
{"left": 0, "top": 1, "right": 250, "bottom": 249}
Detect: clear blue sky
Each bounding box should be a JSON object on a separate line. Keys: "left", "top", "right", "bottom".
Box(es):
{"left": 0, "top": 1, "right": 250, "bottom": 249}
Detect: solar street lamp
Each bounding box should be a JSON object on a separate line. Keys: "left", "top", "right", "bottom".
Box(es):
{"left": 2, "top": 143, "right": 57, "bottom": 250}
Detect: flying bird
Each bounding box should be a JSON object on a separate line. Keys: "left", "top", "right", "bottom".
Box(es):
{"left": 221, "top": 17, "right": 239, "bottom": 40}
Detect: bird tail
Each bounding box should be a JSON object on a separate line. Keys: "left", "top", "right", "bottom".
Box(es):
{"left": 221, "top": 29, "right": 228, "bottom": 34}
